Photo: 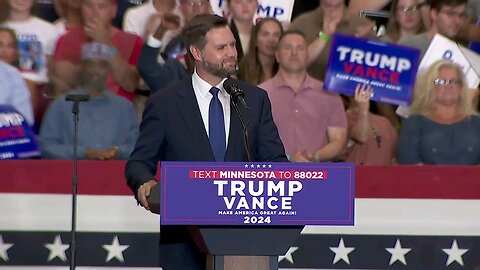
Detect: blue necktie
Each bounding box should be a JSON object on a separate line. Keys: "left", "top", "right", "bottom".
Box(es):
{"left": 209, "top": 87, "right": 226, "bottom": 161}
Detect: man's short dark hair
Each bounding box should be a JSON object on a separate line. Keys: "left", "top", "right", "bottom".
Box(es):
{"left": 278, "top": 30, "right": 307, "bottom": 45}
{"left": 429, "top": 0, "right": 467, "bottom": 11}
{"left": 182, "top": 14, "right": 229, "bottom": 51}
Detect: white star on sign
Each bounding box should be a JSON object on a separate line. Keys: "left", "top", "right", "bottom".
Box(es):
{"left": 103, "top": 236, "right": 129, "bottom": 262}
{"left": 0, "top": 235, "right": 14, "bottom": 262}
{"left": 268, "top": 164, "right": 272, "bottom": 168}
{"left": 245, "top": 164, "right": 249, "bottom": 168}
{"left": 330, "top": 238, "right": 355, "bottom": 265}
{"left": 257, "top": 164, "right": 261, "bottom": 168}
{"left": 442, "top": 239, "right": 468, "bottom": 266}
{"left": 386, "top": 239, "right": 411, "bottom": 265}
{"left": 250, "top": 164, "right": 255, "bottom": 168}
{"left": 278, "top": 246, "right": 299, "bottom": 264}
{"left": 262, "top": 164, "right": 266, "bottom": 168}
{"left": 44, "top": 235, "right": 69, "bottom": 262}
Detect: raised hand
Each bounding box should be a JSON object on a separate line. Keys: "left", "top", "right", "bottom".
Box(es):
{"left": 354, "top": 83, "right": 373, "bottom": 114}
{"left": 147, "top": 13, "right": 181, "bottom": 40}
{"left": 84, "top": 17, "right": 113, "bottom": 45}
{"left": 323, "top": 8, "right": 343, "bottom": 36}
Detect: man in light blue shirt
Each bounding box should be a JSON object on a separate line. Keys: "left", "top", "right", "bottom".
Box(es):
{"left": 40, "top": 43, "right": 139, "bottom": 159}
{"left": 0, "top": 61, "right": 34, "bottom": 125}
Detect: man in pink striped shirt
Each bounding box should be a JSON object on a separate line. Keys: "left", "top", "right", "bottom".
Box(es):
{"left": 259, "top": 30, "right": 347, "bottom": 162}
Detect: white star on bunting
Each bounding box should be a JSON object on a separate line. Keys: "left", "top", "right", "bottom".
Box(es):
{"left": 278, "top": 246, "right": 299, "bottom": 264}
{"left": 0, "top": 235, "right": 14, "bottom": 262}
{"left": 44, "top": 235, "right": 69, "bottom": 262}
{"left": 103, "top": 236, "right": 129, "bottom": 262}
{"left": 330, "top": 238, "right": 355, "bottom": 265}
{"left": 442, "top": 239, "right": 468, "bottom": 266}
{"left": 386, "top": 239, "right": 411, "bottom": 265}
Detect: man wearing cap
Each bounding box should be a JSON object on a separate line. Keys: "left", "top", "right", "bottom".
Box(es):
{"left": 51, "top": 0, "right": 143, "bottom": 101}
{"left": 40, "top": 42, "right": 139, "bottom": 160}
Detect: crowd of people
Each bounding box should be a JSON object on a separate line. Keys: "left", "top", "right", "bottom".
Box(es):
{"left": 0, "top": 0, "right": 479, "bottom": 165}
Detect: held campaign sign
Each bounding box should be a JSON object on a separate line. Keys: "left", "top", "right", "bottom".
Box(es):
{"left": 160, "top": 162, "right": 354, "bottom": 226}
{"left": 324, "top": 33, "right": 420, "bottom": 106}
{"left": 211, "top": 0, "right": 295, "bottom": 22}
{"left": 0, "top": 105, "right": 40, "bottom": 159}
{"left": 396, "top": 34, "right": 480, "bottom": 118}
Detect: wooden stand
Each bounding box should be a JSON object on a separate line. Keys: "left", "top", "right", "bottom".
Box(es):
{"left": 192, "top": 226, "right": 302, "bottom": 270}
{"left": 147, "top": 185, "right": 303, "bottom": 270}
{"left": 207, "top": 255, "right": 276, "bottom": 270}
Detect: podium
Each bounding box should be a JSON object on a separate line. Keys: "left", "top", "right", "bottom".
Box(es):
{"left": 149, "top": 162, "right": 355, "bottom": 270}
{"left": 148, "top": 184, "right": 303, "bottom": 270}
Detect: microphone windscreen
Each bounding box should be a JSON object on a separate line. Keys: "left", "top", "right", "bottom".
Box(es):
{"left": 223, "top": 78, "right": 236, "bottom": 95}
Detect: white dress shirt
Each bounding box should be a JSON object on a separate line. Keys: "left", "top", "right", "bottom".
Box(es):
{"left": 192, "top": 70, "right": 231, "bottom": 149}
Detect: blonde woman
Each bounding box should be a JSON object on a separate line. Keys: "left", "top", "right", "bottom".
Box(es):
{"left": 397, "top": 60, "right": 480, "bottom": 164}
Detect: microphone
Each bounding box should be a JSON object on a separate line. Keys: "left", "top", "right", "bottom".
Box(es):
{"left": 223, "top": 78, "right": 248, "bottom": 108}
{"left": 223, "top": 78, "right": 252, "bottom": 161}
{"left": 65, "top": 94, "right": 90, "bottom": 115}
{"left": 65, "top": 94, "right": 90, "bottom": 102}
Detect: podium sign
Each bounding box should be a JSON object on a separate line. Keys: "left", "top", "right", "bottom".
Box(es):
{"left": 160, "top": 162, "right": 354, "bottom": 226}
{"left": 324, "top": 33, "right": 420, "bottom": 106}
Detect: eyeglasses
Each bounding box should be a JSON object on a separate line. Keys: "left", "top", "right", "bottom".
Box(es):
{"left": 434, "top": 78, "right": 463, "bottom": 87}
{"left": 182, "top": 0, "right": 209, "bottom": 7}
{"left": 438, "top": 9, "right": 469, "bottom": 20}
{"left": 397, "top": 5, "right": 420, "bottom": 13}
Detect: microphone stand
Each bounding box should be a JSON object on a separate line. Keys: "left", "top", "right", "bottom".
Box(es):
{"left": 66, "top": 94, "right": 90, "bottom": 270}
{"left": 231, "top": 101, "right": 252, "bottom": 162}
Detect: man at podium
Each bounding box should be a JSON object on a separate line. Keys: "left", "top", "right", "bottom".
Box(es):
{"left": 125, "top": 14, "right": 288, "bottom": 270}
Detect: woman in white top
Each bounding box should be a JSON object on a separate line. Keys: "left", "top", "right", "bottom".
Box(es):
{"left": 227, "top": 0, "right": 258, "bottom": 61}
{"left": 3, "top": 0, "right": 60, "bottom": 84}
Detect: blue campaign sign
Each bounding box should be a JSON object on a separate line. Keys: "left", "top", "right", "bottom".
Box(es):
{"left": 324, "top": 33, "right": 420, "bottom": 106}
{"left": 160, "top": 162, "right": 355, "bottom": 226}
{"left": 470, "top": 18, "right": 480, "bottom": 54}
{"left": 0, "top": 105, "right": 40, "bottom": 159}
{"left": 470, "top": 41, "right": 480, "bottom": 54}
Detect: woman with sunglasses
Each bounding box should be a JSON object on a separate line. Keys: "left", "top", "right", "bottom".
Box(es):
{"left": 397, "top": 60, "right": 480, "bottom": 164}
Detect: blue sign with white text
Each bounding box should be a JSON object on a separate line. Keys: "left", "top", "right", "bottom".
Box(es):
{"left": 0, "top": 105, "right": 40, "bottom": 159}
{"left": 160, "top": 162, "right": 355, "bottom": 226}
{"left": 324, "top": 33, "right": 420, "bottom": 106}
{"left": 469, "top": 18, "right": 480, "bottom": 54}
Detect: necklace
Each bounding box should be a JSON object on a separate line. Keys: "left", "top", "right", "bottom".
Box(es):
{"left": 371, "top": 126, "right": 382, "bottom": 149}
{"left": 347, "top": 109, "right": 383, "bottom": 148}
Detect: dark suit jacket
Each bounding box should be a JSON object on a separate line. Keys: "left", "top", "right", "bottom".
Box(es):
{"left": 125, "top": 77, "right": 287, "bottom": 246}
{"left": 126, "top": 77, "right": 287, "bottom": 192}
